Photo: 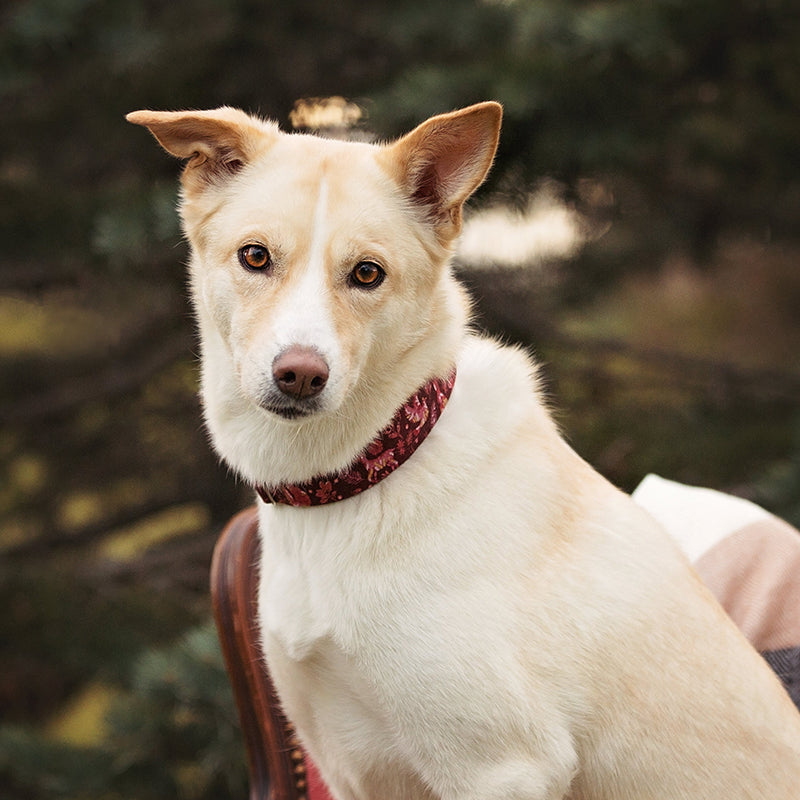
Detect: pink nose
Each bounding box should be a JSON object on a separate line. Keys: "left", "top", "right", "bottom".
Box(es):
{"left": 272, "top": 346, "right": 329, "bottom": 400}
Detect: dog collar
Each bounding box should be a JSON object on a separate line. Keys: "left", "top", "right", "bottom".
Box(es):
{"left": 255, "top": 370, "right": 456, "bottom": 506}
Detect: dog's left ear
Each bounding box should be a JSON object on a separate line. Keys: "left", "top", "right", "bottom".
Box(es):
{"left": 126, "top": 107, "right": 276, "bottom": 191}
{"left": 382, "top": 102, "right": 502, "bottom": 241}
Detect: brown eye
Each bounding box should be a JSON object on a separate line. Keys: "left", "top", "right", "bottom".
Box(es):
{"left": 238, "top": 244, "right": 271, "bottom": 272}
{"left": 350, "top": 261, "right": 385, "bottom": 289}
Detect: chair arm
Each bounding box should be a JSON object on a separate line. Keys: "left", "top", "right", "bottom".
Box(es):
{"left": 211, "top": 507, "right": 310, "bottom": 800}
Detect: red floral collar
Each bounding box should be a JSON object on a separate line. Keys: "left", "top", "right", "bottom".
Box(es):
{"left": 255, "top": 371, "right": 456, "bottom": 506}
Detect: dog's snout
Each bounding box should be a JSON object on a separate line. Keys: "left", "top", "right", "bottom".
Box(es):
{"left": 272, "top": 346, "right": 329, "bottom": 400}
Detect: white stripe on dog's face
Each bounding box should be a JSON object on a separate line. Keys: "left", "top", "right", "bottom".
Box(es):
{"left": 233, "top": 174, "right": 349, "bottom": 419}
{"left": 269, "top": 178, "right": 338, "bottom": 357}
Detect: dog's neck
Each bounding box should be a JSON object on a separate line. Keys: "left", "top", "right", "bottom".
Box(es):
{"left": 254, "top": 371, "right": 456, "bottom": 506}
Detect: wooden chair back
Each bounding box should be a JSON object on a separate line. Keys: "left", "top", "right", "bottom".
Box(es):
{"left": 211, "top": 507, "right": 331, "bottom": 800}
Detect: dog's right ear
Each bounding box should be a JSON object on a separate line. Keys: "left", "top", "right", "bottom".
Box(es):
{"left": 381, "top": 102, "right": 502, "bottom": 243}
{"left": 126, "top": 107, "right": 277, "bottom": 188}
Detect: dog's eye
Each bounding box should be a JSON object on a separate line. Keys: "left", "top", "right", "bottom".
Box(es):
{"left": 349, "top": 261, "right": 385, "bottom": 289}
{"left": 238, "top": 244, "right": 271, "bottom": 272}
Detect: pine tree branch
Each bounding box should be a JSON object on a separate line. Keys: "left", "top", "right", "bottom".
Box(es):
{"left": 2, "top": 332, "right": 192, "bottom": 424}
{"left": 3, "top": 495, "right": 208, "bottom": 559}
{"left": 546, "top": 330, "right": 800, "bottom": 404}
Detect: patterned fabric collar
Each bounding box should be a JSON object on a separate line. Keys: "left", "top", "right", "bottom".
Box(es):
{"left": 255, "top": 371, "right": 456, "bottom": 507}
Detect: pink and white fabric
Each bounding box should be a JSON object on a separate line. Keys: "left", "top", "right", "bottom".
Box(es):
{"left": 633, "top": 474, "right": 800, "bottom": 709}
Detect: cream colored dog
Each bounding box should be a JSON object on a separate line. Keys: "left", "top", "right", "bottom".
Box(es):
{"left": 129, "top": 103, "right": 800, "bottom": 799}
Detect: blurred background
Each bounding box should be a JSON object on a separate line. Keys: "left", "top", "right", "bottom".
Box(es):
{"left": 1, "top": 0, "right": 799, "bottom": 796}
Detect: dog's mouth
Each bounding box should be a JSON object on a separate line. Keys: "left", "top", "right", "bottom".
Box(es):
{"left": 258, "top": 396, "right": 322, "bottom": 421}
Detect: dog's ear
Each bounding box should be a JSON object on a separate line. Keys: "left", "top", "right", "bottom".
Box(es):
{"left": 126, "top": 107, "right": 276, "bottom": 189}
{"left": 382, "top": 102, "right": 502, "bottom": 241}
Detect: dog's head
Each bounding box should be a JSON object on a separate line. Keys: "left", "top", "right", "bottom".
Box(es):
{"left": 128, "top": 103, "right": 501, "bottom": 478}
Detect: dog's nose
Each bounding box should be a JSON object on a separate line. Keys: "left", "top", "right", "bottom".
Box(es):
{"left": 272, "top": 346, "right": 329, "bottom": 400}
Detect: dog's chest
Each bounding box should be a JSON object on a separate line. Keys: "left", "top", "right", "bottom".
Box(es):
{"left": 254, "top": 499, "right": 537, "bottom": 798}
{"left": 256, "top": 507, "right": 401, "bottom": 715}
{"left": 256, "top": 511, "right": 443, "bottom": 797}
{"left": 259, "top": 539, "right": 336, "bottom": 662}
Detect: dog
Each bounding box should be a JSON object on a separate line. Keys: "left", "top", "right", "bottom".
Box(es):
{"left": 129, "top": 102, "right": 800, "bottom": 798}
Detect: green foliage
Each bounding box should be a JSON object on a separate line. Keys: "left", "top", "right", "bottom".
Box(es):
{"left": 104, "top": 624, "right": 247, "bottom": 800}
{"left": 1, "top": 561, "right": 200, "bottom": 721}
{"left": 0, "top": 727, "right": 113, "bottom": 800}
{"left": 371, "top": 0, "right": 800, "bottom": 254}
{"left": 751, "top": 416, "right": 800, "bottom": 528}
{"left": 0, "top": 623, "right": 247, "bottom": 800}
{"left": 3, "top": 0, "right": 800, "bottom": 276}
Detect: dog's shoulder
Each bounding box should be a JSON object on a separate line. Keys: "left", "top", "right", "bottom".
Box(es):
{"left": 433, "top": 333, "right": 562, "bottom": 480}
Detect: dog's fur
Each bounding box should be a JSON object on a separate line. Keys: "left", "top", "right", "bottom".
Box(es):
{"left": 129, "top": 103, "right": 800, "bottom": 798}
